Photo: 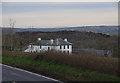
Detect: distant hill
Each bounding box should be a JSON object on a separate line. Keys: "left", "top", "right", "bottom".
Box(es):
{"left": 2, "top": 26, "right": 118, "bottom": 35}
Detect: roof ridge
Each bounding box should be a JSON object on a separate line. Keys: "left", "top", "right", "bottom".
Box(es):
{"left": 32, "top": 38, "right": 72, "bottom": 45}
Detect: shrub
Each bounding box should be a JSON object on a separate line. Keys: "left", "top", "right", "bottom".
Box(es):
{"left": 2, "top": 50, "right": 39, "bottom": 59}
{"left": 41, "top": 51, "right": 119, "bottom": 76}
{"left": 35, "top": 54, "right": 44, "bottom": 61}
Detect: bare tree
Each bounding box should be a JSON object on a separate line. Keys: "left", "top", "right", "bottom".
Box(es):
{"left": 29, "top": 26, "right": 33, "bottom": 50}
{"left": 9, "top": 18, "right": 16, "bottom": 51}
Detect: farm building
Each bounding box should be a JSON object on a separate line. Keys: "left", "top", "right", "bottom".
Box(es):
{"left": 73, "top": 48, "right": 112, "bottom": 57}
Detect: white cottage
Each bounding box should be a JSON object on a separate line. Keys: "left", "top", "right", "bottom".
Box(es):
{"left": 24, "top": 38, "right": 72, "bottom": 54}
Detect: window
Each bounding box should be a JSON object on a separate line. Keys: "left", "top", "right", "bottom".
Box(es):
{"left": 67, "top": 51, "right": 69, "bottom": 54}
{"left": 67, "top": 45, "right": 69, "bottom": 49}
{"left": 48, "top": 47, "right": 50, "bottom": 51}
{"left": 64, "top": 45, "right": 65, "bottom": 49}
{"left": 60, "top": 45, "right": 62, "bottom": 49}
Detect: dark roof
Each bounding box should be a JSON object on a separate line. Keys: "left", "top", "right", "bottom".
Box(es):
{"left": 31, "top": 38, "right": 72, "bottom": 46}
{"left": 73, "top": 48, "right": 111, "bottom": 55}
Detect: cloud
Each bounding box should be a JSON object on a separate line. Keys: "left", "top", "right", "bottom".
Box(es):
{"left": 3, "top": 7, "right": 117, "bottom": 27}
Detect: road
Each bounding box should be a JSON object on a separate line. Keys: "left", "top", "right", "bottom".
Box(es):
{"left": 1, "top": 64, "right": 60, "bottom": 82}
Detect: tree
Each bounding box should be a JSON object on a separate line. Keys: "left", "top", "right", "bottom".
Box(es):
{"left": 9, "top": 18, "right": 16, "bottom": 51}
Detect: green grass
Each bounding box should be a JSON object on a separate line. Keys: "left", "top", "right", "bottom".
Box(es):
{"left": 109, "top": 34, "right": 120, "bottom": 36}
{"left": 2, "top": 50, "right": 119, "bottom": 76}
{"left": 2, "top": 55, "right": 120, "bottom": 81}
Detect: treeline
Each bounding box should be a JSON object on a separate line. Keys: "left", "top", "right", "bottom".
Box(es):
{"left": 2, "top": 30, "right": 119, "bottom": 57}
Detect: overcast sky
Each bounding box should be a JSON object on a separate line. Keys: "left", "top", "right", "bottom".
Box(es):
{"left": 2, "top": 2, "right": 118, "bottom": 28}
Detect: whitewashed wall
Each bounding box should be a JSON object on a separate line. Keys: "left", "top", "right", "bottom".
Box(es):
{"left": 24, "top": 45, "right": 72, "bottom": 54}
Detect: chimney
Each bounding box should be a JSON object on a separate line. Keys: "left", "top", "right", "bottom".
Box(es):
{"left": 51, "top": 39, "right": 53, "bottom": 44}
{"left": 64, "top": 38, "right": 67, "bottom": 42}
{"left": 38, "top": 38, "right": 41, "bottom": 41}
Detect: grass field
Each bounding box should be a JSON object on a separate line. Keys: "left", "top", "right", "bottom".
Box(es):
{"left": 2, "top": 55, "right": 120, "bottom": 81}
{"left": 3, "top": 50, "right": 119, "bottom": 76}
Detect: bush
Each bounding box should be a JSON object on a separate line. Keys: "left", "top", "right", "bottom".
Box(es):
{"left": 35, "top": 54, "right": 44, "bottom": 61}
{"left": 2, "top": 50, "right": 39, "bottom": 59}
{"left": 41, "top": 51, "right": 119, "bottom": 76}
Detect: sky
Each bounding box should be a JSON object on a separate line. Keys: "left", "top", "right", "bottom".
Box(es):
{"left": 2, "top": 2, "right": 118, "bottom": 28}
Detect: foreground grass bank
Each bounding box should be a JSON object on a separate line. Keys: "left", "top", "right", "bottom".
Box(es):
{"left": 2, "top": 55, "right": 120, "bottom": 81}
{"left": 3, "top": 51, "right": 119, "bottom": 76}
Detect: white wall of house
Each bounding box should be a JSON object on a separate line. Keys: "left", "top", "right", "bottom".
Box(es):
{"left": 58, "top": 45, "right": 72, "bottom": 54}
{"left": 24, "top": 45, "right": 72, "bottom": 54}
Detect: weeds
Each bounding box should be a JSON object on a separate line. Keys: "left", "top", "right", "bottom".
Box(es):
{"left": 2, "top": 50, "right": 119, "bottom": 76}
{"left": 2, "top": 55, "right": 120, "bottom": 81}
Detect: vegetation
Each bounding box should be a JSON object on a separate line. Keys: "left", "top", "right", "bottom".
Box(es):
{"left": 2, "top": 55, "right": 120, "bottom": 81}
{"left": 2, "top": 51, "right": 119, "bottom": 77}
{"left": 2, "top": 30, "right": 119, "bottom": 57}
{"left": 2, "top": 29, "right": 119, "bottom": 81}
